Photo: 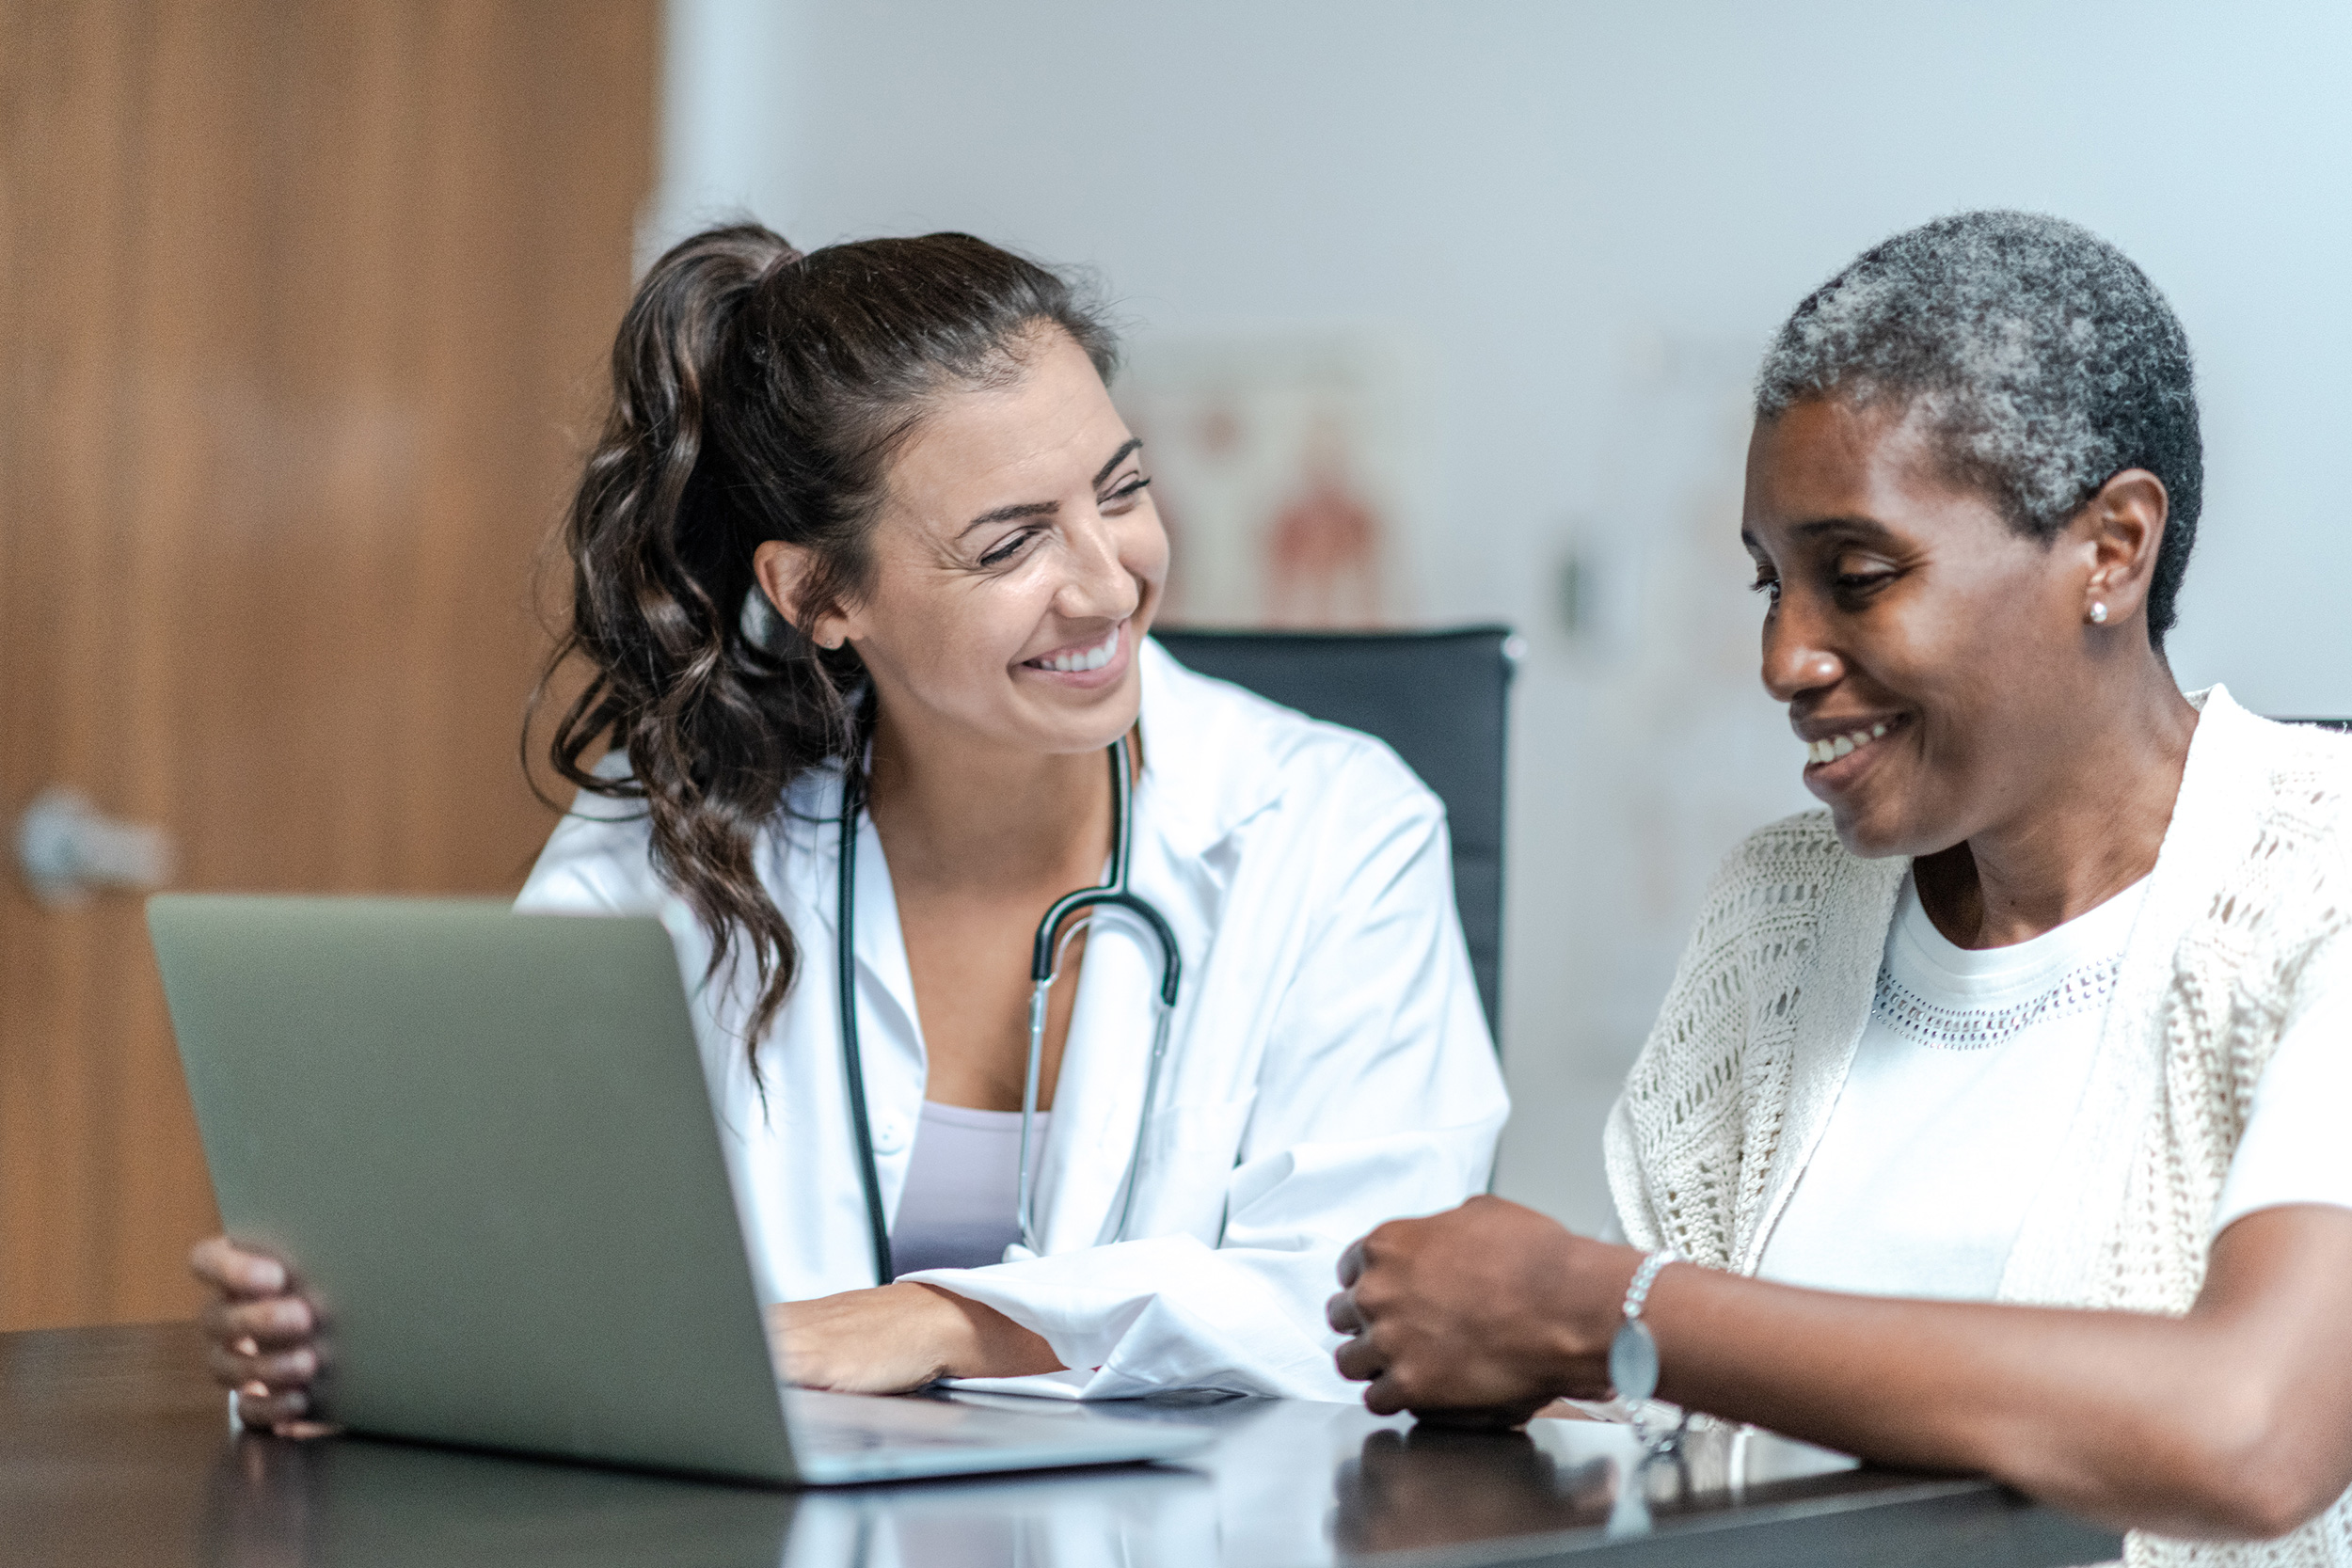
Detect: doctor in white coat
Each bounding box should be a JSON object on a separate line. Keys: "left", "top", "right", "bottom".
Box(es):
{"left": 191, "top": 223, "right": 1506, "bottom": 1424}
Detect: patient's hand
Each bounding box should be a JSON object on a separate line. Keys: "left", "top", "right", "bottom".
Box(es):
{"left": 1326, "top": 1195, "right": 1639, "bottom": 1422}
{"left": 189, "top": 1236, "right": 338, "bottom": 1437}
{"left": 768, "top": 1283, "right": 1061, "bottom": 1393}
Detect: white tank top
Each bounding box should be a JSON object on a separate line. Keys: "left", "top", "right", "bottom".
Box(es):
{"left": 889, "top": 1101, "right": 1049, "bottom": 1277}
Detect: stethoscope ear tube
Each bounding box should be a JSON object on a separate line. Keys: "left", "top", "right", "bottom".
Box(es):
{"left": 1030, "top": 743, "right": 1183, "bottom": 1004}
{"left": 1033, "top": 891, "right": 1183, "bottom": 1006}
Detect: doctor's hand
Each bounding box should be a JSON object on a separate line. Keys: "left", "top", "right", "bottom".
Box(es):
{"left": 1327, "top": 1196, "right": 1644, "bottom": 1425}
{"left": 189, "top": 1235, "right": 339, "bottom": 1438}
{"left": 767, "top": 1283, "right": 1063, "bottom": 1394}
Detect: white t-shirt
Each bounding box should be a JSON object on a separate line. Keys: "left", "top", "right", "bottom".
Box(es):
{"left": 1758, "top": 873, "right": 2352, "bottom": 1300}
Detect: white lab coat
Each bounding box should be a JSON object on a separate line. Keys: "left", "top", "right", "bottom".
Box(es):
{"left": 515, "top": 638, "right": 1508, "bottom": 1401}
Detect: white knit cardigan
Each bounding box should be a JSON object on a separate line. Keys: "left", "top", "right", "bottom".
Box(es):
{"left": 1603, "top": 686, "right": 2352, "bottom": 1565}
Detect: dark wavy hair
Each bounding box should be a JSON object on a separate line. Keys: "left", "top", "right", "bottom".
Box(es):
{"left": 529, "top": 223, "right": 1117, "bottom": 1052}
{"left": 1756, "top": 212, "right": 2201, "bottom": 648}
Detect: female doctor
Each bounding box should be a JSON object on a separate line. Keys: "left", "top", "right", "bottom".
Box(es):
{"left": 190, "top": 224, "right": 1507, "bottom": 1427}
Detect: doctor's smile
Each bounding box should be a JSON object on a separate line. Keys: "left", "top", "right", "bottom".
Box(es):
{"left": 1019, "top": 618, "right": 1128, "bottom": 682}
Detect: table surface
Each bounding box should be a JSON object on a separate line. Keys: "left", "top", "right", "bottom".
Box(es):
{"left": 5, "top": 1322, "right": 2122, "bottom": 1567}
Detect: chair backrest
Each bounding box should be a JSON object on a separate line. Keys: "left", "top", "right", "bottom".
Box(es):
{"left": 1152, "top": 626, "right": 1516, "bottom": 1048}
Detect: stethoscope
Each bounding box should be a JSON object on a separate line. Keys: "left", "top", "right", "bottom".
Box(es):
{"left": 834, "top": 739, "right": 1182, "bottom": 1285}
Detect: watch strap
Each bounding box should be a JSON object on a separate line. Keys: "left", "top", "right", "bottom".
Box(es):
{"left": 1607, "top": 1249, "right": 1675, "bottom": 1403}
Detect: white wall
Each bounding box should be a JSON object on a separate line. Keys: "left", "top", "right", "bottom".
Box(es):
{"left": 657, "top": 0, "right": 2352, "bottom": 1228}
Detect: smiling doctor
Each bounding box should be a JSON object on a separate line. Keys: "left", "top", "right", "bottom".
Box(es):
{"left": 188, "top": 224, "right": 1507, "bottom": 1426}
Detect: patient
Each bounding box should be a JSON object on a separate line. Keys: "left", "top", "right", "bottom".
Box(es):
{"left": 1327, "top": 212, "right": 2352, "bottom": 1562}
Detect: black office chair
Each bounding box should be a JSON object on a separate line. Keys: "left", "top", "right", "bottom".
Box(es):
{"left": 1151, "top": 626, "right": 1517, "bottom": 1048}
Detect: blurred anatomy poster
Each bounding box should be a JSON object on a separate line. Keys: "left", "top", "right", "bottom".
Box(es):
{"left": 1117, "top": 333, "right": 1425, "bottom": 627}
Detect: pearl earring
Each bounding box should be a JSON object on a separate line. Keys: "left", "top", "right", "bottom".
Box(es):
{"left": 2089, "top": 601, "right": 2109, "bottom": 625}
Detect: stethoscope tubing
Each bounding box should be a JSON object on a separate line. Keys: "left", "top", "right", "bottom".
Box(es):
{"left": 836, "top": 737, "right": 1182, "bottom": 1287}
{"left": 834, "top": 757, "right": 898, "bottom": 1284}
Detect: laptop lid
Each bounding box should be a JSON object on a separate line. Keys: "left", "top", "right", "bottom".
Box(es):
{"left": 150, "top": 895, "right": 799, "bottom": 1482}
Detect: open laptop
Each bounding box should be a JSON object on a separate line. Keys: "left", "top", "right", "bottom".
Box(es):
{"left": 148, "top": 895, "right": 1210, "bottom": 1485}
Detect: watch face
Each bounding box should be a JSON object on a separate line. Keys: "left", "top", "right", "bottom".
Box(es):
{"left": 1608, "top": 1319, "right": 1660, "bottom": 1404}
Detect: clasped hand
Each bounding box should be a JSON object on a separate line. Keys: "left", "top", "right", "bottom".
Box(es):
{"left": 1325, "top": 1195, "right": 1646, "bottom": 1425}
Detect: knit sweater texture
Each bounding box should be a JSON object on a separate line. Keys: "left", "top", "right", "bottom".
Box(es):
{"left": 1603, "top": 686, "right": 2352, "bottom": 1565}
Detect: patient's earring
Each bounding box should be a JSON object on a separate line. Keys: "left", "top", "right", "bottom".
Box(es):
{"left": 2088, "top": 601, "right": 2109, "bottom": 625}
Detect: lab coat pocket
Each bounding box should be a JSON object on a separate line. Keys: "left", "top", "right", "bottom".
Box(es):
{"left": 1120, "top": 1099, "right": 1252, "bottom": 1243}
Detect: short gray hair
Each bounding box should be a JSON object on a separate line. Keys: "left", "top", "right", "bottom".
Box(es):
{"left": 1755, "top": 212, "right": 2201, "bottom": 645}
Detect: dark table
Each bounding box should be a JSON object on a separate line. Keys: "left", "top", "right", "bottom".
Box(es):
{"left": 6, "top": 1322, "right": 2120, "bottom": 1566}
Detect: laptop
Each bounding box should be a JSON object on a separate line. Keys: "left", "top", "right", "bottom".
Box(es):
{"left": 148, "top": 895, "right": 1210, "bottom": 1485}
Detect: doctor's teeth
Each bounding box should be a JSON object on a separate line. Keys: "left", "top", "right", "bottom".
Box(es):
{"left": 1041, "top": 625, "right": 1120, "bottom": 673}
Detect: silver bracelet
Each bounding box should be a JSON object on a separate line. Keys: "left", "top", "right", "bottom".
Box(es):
{"left": 1608, "top": 1248, "right": 1676, "bottom": 1404}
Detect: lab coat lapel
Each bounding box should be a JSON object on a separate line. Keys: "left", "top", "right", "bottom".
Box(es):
{"left": 848, "top": 813, "right": 923, "bottom": 1052}
{"left": 792, "top": 765, "right": 923, "bottom": 1045}
{"left": 844, "top": 800, "right": 927, "bottom": 1227}
{"left": 784, "top": 767, "right": 926, "bottom": 1242}
{"left": 1032, "top": 894, "right": 1166, "bottom": 1251}
{"left": 1028, "top": 641, "right": 1258, "bottom": 1255}
{"left": 1031, "top": 795, "right": 1236, "bottom": 1254}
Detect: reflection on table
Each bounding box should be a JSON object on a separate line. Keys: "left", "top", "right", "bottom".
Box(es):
{"left": 195, "top": 1387, "right": 1947, "bottom": 1568}
{"left": 6, "top": 1323, "right": 2121, "bottom": 1567}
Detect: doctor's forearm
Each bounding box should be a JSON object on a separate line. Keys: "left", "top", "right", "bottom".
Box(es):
{"left": 912, "top": 1285, "right": 1065, "bottom": 1379}
{"left": 767, "top": 1284, "right": 1060, "bottom": 1391}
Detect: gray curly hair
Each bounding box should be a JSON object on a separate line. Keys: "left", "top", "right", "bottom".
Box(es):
{"left": 1755, "top": 211, "right": 2201, "bottom": 646}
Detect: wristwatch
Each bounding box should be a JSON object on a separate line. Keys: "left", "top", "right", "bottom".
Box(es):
{"left": 1608, "top": 1248, "right": 1675, "bottom": 1404}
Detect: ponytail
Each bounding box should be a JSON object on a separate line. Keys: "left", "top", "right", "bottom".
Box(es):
{"left": 530, "top": 224, "right": 1116, "bottom": 1059}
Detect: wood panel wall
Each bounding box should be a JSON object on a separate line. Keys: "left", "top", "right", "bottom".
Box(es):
{"left": 0, "top": 0, "right": 657, "bottom": 1330}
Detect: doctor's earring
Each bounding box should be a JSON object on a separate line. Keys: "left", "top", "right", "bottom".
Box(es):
{"left": 2088, "top": 601, "right": 2109, "bottom": 625}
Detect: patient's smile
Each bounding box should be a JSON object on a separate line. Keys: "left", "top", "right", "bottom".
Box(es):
{"left": 1803, "top": 714, "right": 1903, "bottom": 768}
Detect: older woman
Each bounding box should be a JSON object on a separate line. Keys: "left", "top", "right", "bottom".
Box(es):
{"left": 1327, "top": 212, "right": 2352, "bottom": 1562}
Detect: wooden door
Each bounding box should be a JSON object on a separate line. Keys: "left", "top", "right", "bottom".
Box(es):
{"left": 0, "top": 1, "right": 656, "bottom": 1330}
